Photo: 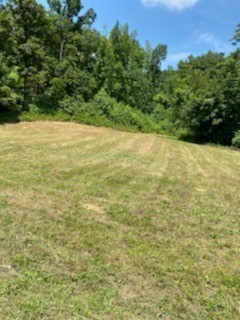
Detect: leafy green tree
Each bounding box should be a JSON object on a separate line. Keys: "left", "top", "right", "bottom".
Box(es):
{"left": 146, "top": 42, "right": 167, "bottom": 85}
{"left": 232, "top": 23, "right": 240, "bottom": 45}
{"left": 98, "top": 22, "right": 158, "bottom": 111}
{"left": 0, "top": 6, "right": 15, "bottom": 57}
{"left": 47, "top": 0, "right": 96, "bottom": 62}
{"left": 0, "top": 54, "right": 22, "bottom": 117}
{"left": 8, "top": 0, "right": 51, "bottom": 108}
{"left": 160, "top": 51, "right": 240, "bottom": 144}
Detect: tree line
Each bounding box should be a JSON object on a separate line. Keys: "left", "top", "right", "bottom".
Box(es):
{"left": 0, "top": 0, "right": 240, "bottom": 146}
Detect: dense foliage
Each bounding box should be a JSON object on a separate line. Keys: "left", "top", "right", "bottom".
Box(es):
{"left": 0, "top": 0, "right": 239, "bottom": 145}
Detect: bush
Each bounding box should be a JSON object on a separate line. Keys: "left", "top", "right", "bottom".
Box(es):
{"left": 33, "top": 94, "right": 56, "bottom": 113}
{"left": 59, "top": 95, "right": 84, "bottom": 116}
{"left": 232, "top": 131, "right": 240, "bottom": 148}
{"left": 21, "top": 89, "right": 164, "bottom": 135}
{"left": 0, "top": 84, "right": 21, "bottom": 109}
{"left": 109, "top": 103, "right": 137, "bottom": 126}
{"left": 152, "top": 104, "right": 167, "bottom": 123}
{"left": 109, "top": 103, "right": 162, "bottom": 133}
{"left": 92, "top": 89, "right": 116, "bottom": 116}
{"left": 50, "top": 77, "right": 66, "bottom": 102}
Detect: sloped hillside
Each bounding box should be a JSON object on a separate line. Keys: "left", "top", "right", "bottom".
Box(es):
{"left": 0, "top": 122, "right": 239, "bottom": 319}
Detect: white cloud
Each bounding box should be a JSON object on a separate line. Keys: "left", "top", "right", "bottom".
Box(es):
{"left": 141, "top": 0, "right": 200, "bottom": 11}
{"left": 195, "top": 32, "right": 232, "bottom": 53}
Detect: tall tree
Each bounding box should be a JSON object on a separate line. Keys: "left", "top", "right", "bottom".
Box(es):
{"left": 232, "top": 23, "right": 240, "bottom": 46}
{"left": 0, "top": 53, "right": 21, "bottom": 117}
{"left": 8, "top": 0, "right": 51, "bottom": 108}
{"left": 160, "top": 51, "right": 240, "bottom": 144}
{"left": 99, "top": 22, "right": 157, "bottom": 111}
{"left": 47, "top": 0, "right": 96, "bottom": 62}
{"left": 146, "top": 42, "right": 167, "bottom": 84}
{"left": 0, "top": 6, "right": 14, "bottom": 57}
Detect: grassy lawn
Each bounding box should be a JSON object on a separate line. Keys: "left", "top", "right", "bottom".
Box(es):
{"left": 0, "top": 122, "right": 240, "bottom": 319}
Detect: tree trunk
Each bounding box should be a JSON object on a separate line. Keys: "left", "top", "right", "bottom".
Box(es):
{"left": 59, "top": 39, "right": 65, "bottom": 63}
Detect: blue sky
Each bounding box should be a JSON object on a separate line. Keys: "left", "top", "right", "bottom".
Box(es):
{"left": 40, "top": 0, "right": 240, "bottom": 68}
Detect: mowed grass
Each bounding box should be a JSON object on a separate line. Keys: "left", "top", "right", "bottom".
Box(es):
{"left": 0, "top": 122, "right": 240, "bottom": 320}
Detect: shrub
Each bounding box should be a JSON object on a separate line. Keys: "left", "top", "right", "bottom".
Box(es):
{"left": 34, "top": 94, "right": 56, "bottom": 113}
{"left": 59, "top": 95, "right": 84, "bottom": 116}
{"left": 109, "top": 103, "right": 162, "bottom": 133}
{"left": 50, "top": 77, "right": 66, "bottom": 102}
{"left": 232, "top": 131, "right": 240, "bottom": 148}
{"left": 21, "top": 88, "right": 164, "bottom": 135}
{"left": 92, "top": 89, "right": 116, "bottom": 116}
{"left": 109, "top": 103, "right": 138, "bottom": 127}
{"left": 152, "top": 104, "right": 167, "bottom": 123}
{"left": 0, "top": 85, "right": 22, "bottom": 114}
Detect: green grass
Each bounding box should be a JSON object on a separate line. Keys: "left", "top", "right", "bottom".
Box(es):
{"left": 0, "top": 121, "right": 240, "bottom": 319}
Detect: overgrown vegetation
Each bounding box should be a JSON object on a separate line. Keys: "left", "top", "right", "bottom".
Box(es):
{"left": 20, "top": 89, "right": 162, "bottom": 133}
{"left": 0, "top": 122, "right": 240, "bottom": 319}
{"left": 0, "top": 0, "right": 239, "bottom": 144}
{"left": 232, "top": 130, "right": 240, "bottom": 148}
